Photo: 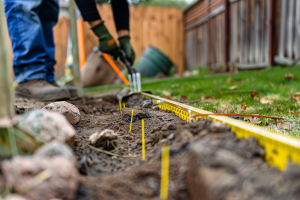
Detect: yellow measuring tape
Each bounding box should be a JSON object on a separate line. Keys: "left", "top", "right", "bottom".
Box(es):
{"left": 160, "top": 144, "right": 170, "bottom": 200}
{"left": 129, "top": 110, "right": 134, "bottom": 132}
{"left": 142, "top": 118, "right": 145, "bottom": 160}
{"left": 140, "top": 92, "right": 300, "bottom": 171}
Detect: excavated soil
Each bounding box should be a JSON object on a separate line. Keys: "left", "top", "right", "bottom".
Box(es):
{"left": 12, "top": 93, "right": 300, "bottom": 200}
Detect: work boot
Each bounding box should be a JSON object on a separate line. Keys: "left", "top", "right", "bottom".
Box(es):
{"left": 49, "top": 82, "right": 80, "bottom": 99}
{"left": 15, "top": 79, "right": 70, "bottom": 101}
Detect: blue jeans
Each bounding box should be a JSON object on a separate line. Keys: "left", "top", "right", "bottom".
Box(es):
{"left": 4, "top": 0, "right": 59, "bottom": 83}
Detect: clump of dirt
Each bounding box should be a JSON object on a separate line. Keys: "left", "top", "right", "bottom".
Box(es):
{"left": 11, "top": 94, "right": 300, "bottom": 200}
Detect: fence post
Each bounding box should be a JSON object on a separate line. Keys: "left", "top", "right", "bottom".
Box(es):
{"left": 69, "top": 0, "right": 82, "bottom": 91}
{"left": 0, "top": 2, "right": 14, "bottom": 119}
{"left": 224, "top": 0, "right": 230, "bottom": 67}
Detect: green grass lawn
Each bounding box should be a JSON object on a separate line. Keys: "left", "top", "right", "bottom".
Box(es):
{"left": 84, "top": 66, "right": 300, "bottom": 138}
{"left": 141, "top": 66, "right": 300, "bottom": 138}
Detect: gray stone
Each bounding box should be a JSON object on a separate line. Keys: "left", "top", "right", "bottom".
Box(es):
{"left": 168, "top": 133, "right": 175, "bottom": 140}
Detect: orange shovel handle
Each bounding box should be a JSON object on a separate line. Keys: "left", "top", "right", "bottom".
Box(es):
{"left": 102, "top": 53, "right": 129, "bottom": 86}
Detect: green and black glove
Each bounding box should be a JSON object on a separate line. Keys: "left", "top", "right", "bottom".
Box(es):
{"left": 92, "top": 22, "right": 119, "bottom": 60}
{"left": 118, "top": 36, "right": 136, "bottom": 65}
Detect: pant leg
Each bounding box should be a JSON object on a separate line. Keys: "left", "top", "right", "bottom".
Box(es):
{"left": 38, "top": 0, "right": 59, "bottom": 83}
{"left": 4, "top": 0, "right": 48, "bottom": 83}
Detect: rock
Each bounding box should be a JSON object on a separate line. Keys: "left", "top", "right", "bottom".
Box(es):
{"left": 16, "top": 110, "right": 76, "bottom": 146}
{"left": 34, "top": 142, "right": 77, "bottom": 166}
{"left": 186, "top": 144, "right": 213, "bottom": 200}
{"left": 167, "top": 133, "right": 175, "bottom": 140}
{"left": 89, "top": 129, "right": 118, "bottom": 149}
{"left": 177, "top": 129, "right": 193, "bottom": 141}
{"left": 140, "top": 100, "right": 152, "bottom": 108}
{"left": 42, "top": 101, "right": 80, "bottom": 124}
{"left": 283, "top": 163, "right": 300, "bottom": 180}
{"left": 78, "top": 155, "right": 88, "bottom": 175}
{"left": 161, "top": 123, "right": 176, "bottom": 131}
{"left": 152, "top": 105, "right": 160, "bottom": 111}
{"left": 208, "top": 122, "right": 228, "bottom": 133}
{"left": 1, "top": 156, "right": 79, "bottom": 200}
{"left": 151, "top": 126, "right": 161, "bottom": 134}
{"left": 131, "top": 143, "right": 137, "bottom": 149}
{"left": 4, "top": 194, "right": 28, "bottom": 200}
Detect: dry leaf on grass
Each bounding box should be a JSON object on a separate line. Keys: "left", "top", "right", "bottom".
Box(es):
{"left": 259, "top": 98, "right": 275, "bottom": 104}
{"left": 280, "top": 83, "right": 284, "bottom": 88}
{"left": 276, "top": 122, "right": 293, "bottom": 130}
{"left": 291, "top": 96, "right": 300, "bottom": 102}
{"left": 243, "top": 116, "right": 261, "bottom": 125}
{"left": 226, "top": 75, "right": 232, "bottom": 83}
{"left": 219, "top": 88, "right": 223, "bottom": 94}
{"left": 285, "top": 73, "right": 295, "bottom": 80}
{"left": 250, "top": 91, "right": 259, "bottom": 99}
{"left": 242, "top": 103, "right": 247, "bottom": 110}
{"left": 289, "top": 110, "right": 299, "bottom": 115}
{"left": 229, "top": 85, "right": 238, "bottom": 90}
{"left": 201, "top": 96, "right": 214, "bottom": 102}
{"left": 277, "top": 107, "right": 281, "bottom": 113}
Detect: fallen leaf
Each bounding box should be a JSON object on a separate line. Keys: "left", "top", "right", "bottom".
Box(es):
{"left": 244, "top": 117, "right": 252, "bottom": 121}
{"left": 180, "top": 95, "right": 188, "bottom": 100}
{"left": 242, "top": 103, "right": 247, "bottom": 110}
{"left": 226, "top": 75, "right": 232, "bottom": 84}
{"left": 277, "top": 122, "right": 293, "bottom": 130}
{"left": 252, "top": 117, "right": 262, "bottom": 125}
{"left": 280, "top": 83, "right": 284, "bottom": 88}
{"left": 289, "top": 110, "right": 299, "bottom": 114}
{"left": 277, "top": 107, "right": 281, "bottom": 113}
{"left": 259, "top": 98, "right": 275, "bottom": 104}
{"left": 229, "top": 85, "right": 238, "bottom": 90}
{"left": 250, "top": 91, "right": 259, "bottom": 99}
{"left": 285, "top": 73, "right": 295, "bottom": 80}
{"left": 291, "top": 96, "right": 300, "bottom": 102}
{"left": 201, "top": 96, "right": 213, "bottom": 102}
{"left": 269, "top": 81, "right": 274, "bottom": 87}
{"left": 219, "top": 88, "right": 223, "bottom": 94}
{"left": 294, "top": 92, "right": 300, "bottom": 96}
{"left": 215, "top": 97, "right": 219, "bottom": 100}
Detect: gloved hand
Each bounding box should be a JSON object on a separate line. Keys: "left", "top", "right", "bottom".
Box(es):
{"left": 118, "top": 36, "right": 136, "bottom": 65}
{"left": 92, "top": 22, "right": 119, "bottom": 60}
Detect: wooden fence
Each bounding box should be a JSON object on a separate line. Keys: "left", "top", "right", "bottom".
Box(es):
{"left": 274, "top": 0, "right": 300, "bottom": 65}
{"left": 184, "top": 0, "right": 299, "bottom": 70}
{"left": 53, "top": 4, "right": 184, "bottom": 77}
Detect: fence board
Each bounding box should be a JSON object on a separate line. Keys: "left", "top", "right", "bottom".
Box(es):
{"left": 52, "top": 5, "right": 184, "bottom": 76}
{"left": 53, "top": 16, "right": 69, "bottom": 78}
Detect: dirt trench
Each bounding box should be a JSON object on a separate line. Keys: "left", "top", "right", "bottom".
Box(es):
{"left": 12, "top": 94, "right": 300, "bottom": 200}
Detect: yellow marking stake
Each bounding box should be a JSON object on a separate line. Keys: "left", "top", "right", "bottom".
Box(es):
{"left": 129, "top": 110, "right": 134, "bottom": 132}
{"left": 160, "top": 144, "right": 170, "bottom": 200}
{"left": 142, "top": 118, "right": 145, "bottom": 160}
{"left": 119, "top": 101, "right": 122, "bottom": 114}
{"left": 123, "top": 103, "right": 125, "bottom": 108}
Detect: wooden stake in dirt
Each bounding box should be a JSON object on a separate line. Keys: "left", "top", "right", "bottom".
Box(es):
{"left": 160, "top": 144, "right": 170, "bottom": 200}
{"left": 0, "top": 2, "right": 14, "bottom": 119}
{"left": 142, "top": 118, "right": 145, "bottom": 160}
{"left": 119, "top": 101, "right": 122, "bottom": 114}
{"left": 129, "top": 110, "right": 134, "bottom": 132}
{"left": 69, "top": 0, "right": 82, "bottom": 95}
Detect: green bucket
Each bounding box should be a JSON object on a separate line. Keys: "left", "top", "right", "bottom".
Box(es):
{"left": 135, "top": 46, "right": 173, "bottom": 77}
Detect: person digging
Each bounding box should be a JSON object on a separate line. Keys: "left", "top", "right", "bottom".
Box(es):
{"left": 4, "top": 0, "right": 135, "bottom": 101}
